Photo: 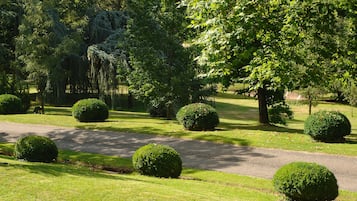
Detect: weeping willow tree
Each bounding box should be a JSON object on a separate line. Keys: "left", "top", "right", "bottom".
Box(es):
{"left": 87, "top": 11, "right": 129, "bottom": 108}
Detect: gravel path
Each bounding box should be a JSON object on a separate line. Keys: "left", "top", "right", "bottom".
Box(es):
{"left": 0, "top": 122, "right": 356, "bottom": 192}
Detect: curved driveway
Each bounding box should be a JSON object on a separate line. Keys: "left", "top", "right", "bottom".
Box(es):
{"left": 0, "top": 122, "right": 356, "bottom": 192}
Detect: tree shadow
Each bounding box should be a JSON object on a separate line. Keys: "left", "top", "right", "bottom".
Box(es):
{"left": 218, "top": 123, "right": 304, "bottom": 134}
{"left": 0, "top": 156, "right": 144, "bottom": 183}
{"left": 47, "top": 128, "right": 273, "bottom": 171}
{"left": 215, "top": 101, "right": 258, "bottom": 122}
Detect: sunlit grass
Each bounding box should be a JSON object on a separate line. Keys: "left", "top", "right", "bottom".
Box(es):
{"left": 0, "top": 144, "right": 356, "bottom": 201}
{"left": 0, "top": 93, "right": 356, "bottom": 156}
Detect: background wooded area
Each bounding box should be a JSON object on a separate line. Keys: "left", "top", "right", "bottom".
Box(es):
{"left": 0, "top": 0, "right": 356, "bottom": 124}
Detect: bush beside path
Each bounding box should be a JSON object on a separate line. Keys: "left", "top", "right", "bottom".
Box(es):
{"left": 0, "top": 122, "right": 356, "bottom": 192}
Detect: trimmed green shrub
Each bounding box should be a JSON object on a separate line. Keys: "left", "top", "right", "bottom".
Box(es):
{"left": 304, "top": 111, "right": 351, "bottom": 142}
{"left": 72, "top": 98, "right": 109, "bottom": 122}
{"left": 273, "top": 162, "right": 338, "bottom": 201}
{"left": 176, "top": 103, "right": 219, "bottom": 131}
{"left": 15, "top": 135, "right": 58, "bottom": 163}
{"left": 268, "top": 102, "right": 293, "bottom": 125}
{"left": 0, "top": 94, "right": 23, "bottom": 114}
{"left": 132, "top": 143, "right": 182, "bottom": 178}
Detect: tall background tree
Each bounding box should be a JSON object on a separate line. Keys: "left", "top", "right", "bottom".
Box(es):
{"left": 0, "top": 0, "right": 23, "bottom": 94}
{"left": 125, "top": 0, "right": 195, "bottom": 118}
{"left": 184, "top": 0, "right": 348, "bottom": 124}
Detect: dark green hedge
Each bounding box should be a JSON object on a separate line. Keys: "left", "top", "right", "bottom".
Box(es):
{"left": 273, "top": 162, "right": 338, "bottom": 201}
{"left": 304, "top": 111, "right": 351, "bottom": 142}
{"left": 15, "top": 135, "right": 58, "bottom": 163}
{"left": 132, "top": 143, "right": 182, "bottom": 178}
{"left": 72, "top": 98, "right": 109, "bottom": 122}
{"left": 0, "top": 94, "right": 23, "bottom": 114}
{"left": 176, "top": 103, "right": 219, "bottom": 131}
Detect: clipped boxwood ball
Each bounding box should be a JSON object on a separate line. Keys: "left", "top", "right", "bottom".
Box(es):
{"left": 132, "top": 143, "right": 182, "bottom": 178}
{"left": 72, "top": 98, "right": 109, "bottom": 122}
{"left": 176, "top": 103, "right": 219, "bottom": 131}
{"left": 15, "top": 135, "right": 58, "bottom": 163}
{"left": 304, "top": 111, "right": 351, "bottom": 142}
{"left": 0, "top": 94, "right": 23, "bottom": 114}
{"left": 273, "top": 162, "right": 338, "bottom": 201}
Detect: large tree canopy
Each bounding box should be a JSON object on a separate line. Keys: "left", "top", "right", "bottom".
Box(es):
{"left": 184, "top": 0, "right": 348, "bottom": 124}
{"left": 125, "top": 0, "right": 195, "bottom": 118}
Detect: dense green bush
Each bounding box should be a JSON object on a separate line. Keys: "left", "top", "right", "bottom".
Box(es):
{"left": 176, "top": 103, "right": 219, "bottom": 131}
{"left": 0, "top": 94, "right": 23, "bottom": 114}
{"left": 273, "top": 162, "right": 338, "bottom": 201}
{"left": 304, "top": 111, "right": 351, "bottom": 142}
{"left": 72, "top": 98, "right": 109, "bottom": 122}
{"left": 268, "top": 102, "right": 293, "bottom": 125}
{"left": 15, "top": 135, "right": 58, "bottom": 163}
{"left": 132, "top": 143, "right": 182, "bottom": 178}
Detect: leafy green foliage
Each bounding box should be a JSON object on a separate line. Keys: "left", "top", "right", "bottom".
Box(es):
{"left": 268, "top": 102, "right": 293, "bottom": 125}
{"left": 304, "top": 111, "right": 351, "bottom": 142}
{"left": 15, "top": 135, "right": 58, "bottom": 163}
{"left": 184, "top": 0, "right": 349, "bottom": 124}
{"left": 273, "top": 162, "right": 338, "bottom": 201}
{"left": 125, "top": 0, "right": 195, "bottom": 118}
{"left": 132, "top": 143, "right": 182, "bottom": 178}
{"left": 0, "top": 94, "right": 23, "bottom": 114}
{"left": 176, "top": 103, "right": 219, "bottom": 131}
{"left": 72, "top": 98, "right": 109, "bottom": 122}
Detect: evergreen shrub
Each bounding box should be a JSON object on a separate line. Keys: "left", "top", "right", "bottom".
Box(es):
{"left": 0, "top": 94, "right": 23, "bottom": 114}
{"left": 176, "top": 103, "right": 219, "bottom": 131}
{"left": 15, "top": 135, "right": 58, "bottom": 163}
{"left": 273, "top": 162, "right": 338, "bottom": 201}
{"left": 304, "top": 111, "right": 351, "bottom": 142}
{"left": 72, "top": 98, "right": 109, "bottom": 122}
{"left": 132, "top": 143, "right": 182, "bottom": 178}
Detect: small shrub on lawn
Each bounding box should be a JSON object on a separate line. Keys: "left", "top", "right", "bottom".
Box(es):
{"left": 15, "top": 135, "right": 58, "bottom": 163}
{"left": 273, "top": 162, "right": 338, "bottom": 201}
{"left": 132, "top": 143, "right": 182, "bottom": 178}
{"left": 176, "top": 103, "right": 219, "bottom": 131}
{"left": 268, "top": 102, "right": 293, "bottom": 125}
{"left": 304, "top": 111, "right": 351, "bottom": 142}
{"left": 0, "top": 94, "right": 23, "bottom": 114}
{"left": 72, "top": 98, "right": 109, "bottom": 122}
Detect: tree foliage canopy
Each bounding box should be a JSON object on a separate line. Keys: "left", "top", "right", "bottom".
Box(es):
{"left": 184, "top": 0, "right": 353, "bottom": 123}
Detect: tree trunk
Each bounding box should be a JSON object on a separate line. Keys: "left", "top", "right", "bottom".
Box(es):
{"left": 128, "top": 92, "right": 133, "bottom": 109}
{"left": 257, "top": 87, "right": 269, "bottom": 124}
{"left": 308, "top": 99, "right": 312, "bottom": 115}
{"left": 39, "top": 92, "right": 45, "bottom": 114}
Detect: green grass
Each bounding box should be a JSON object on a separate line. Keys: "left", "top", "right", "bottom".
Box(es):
{"left": 0, "top": 93, "right": 356, "bottom": 156}
{"left": 0, "top": 143, "right": 356, "bottom": 201}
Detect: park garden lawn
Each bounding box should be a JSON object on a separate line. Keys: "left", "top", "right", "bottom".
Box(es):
{"left": 0, "top": 93, "right": 356, "bottom": 156}
{"left": 0, "top": 144, "right": 356, "bottom": 201}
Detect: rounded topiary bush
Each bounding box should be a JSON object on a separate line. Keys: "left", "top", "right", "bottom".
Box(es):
{"left": 273, "top": 162, "right": 338, "bottom": 201}
{"left": 0, "top": 94, "right": 23, "bottom": 114}
{"left": 132, "top": 143, "right": 182, "bottom": 178}
{"left": 15, "top": 135, "right": 58, "bottom": 163}
{"left": 72, "top": 98, "right": 109, "bottom": 122}
{"left": 176, "top": 103, "right": 219, "bottom": 131}
{"left": 304, "top": 111, "right": 351, "bottom": 142}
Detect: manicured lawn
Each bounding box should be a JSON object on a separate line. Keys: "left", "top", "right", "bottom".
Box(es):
{"left": 0, "top": 93, "right": 356, "bottom": 156}
{"left": 0, "top": 144, "right": 356, "bottom": 201}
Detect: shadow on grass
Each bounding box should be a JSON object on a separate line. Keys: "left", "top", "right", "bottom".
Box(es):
{"left": 0, "top": 156, "right": 143, "bottom": 182}
{"left": 219, "top": 122, "right": 304, "bottom": 134}
{"left": 215, "top": 101, "right": 258, "bottom": 122}
{"left": 43, "top": 107, "right": 72, "bottom": 116}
